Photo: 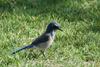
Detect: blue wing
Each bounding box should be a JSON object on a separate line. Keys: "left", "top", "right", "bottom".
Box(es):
{"left": 31, "top": 33, "right": 49, "bottom": 46}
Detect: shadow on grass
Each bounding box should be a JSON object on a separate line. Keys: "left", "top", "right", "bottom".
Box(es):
{"left": 0, "top": 0, "right": 100, "bottom": 22}
{"left": 88, "top": 21, "right": 100, "bottom": 33}
{"left": 91, "top": 25, "right": 100, "bottom": 33}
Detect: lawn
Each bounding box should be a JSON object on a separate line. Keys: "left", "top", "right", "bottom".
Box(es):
{"left": 0, "top": 0, "right": 100, "bottom": 67}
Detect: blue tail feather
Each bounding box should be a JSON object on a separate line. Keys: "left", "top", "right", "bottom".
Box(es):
{"left": 12, "top": 45, "right": 35, "bottom": 54}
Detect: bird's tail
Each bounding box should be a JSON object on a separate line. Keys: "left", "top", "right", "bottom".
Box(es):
{"left": 12, "top": 45, "right": 35, "bottom": 54}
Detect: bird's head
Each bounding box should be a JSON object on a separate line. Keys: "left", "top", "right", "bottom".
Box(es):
{"left": 46, "top": 21, "right": 62, "bottom": 33}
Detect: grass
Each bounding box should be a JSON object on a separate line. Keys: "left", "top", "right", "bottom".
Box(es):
{"left": 0, "top": 0, "right": 100, "bottom": 67}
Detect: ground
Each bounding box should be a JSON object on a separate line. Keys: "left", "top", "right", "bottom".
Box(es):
{"left": 0, "top": 0, "right": 100, "bottom": 67}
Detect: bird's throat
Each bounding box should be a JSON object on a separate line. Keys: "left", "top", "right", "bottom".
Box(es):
{"left": 50, "top": 30, "right": 55, "bottom": 39}
{"left": 45, "top": 29, "right": 55, "bottom": 39}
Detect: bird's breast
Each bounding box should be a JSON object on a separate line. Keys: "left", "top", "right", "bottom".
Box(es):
{"left": 37, "top": 34, "right": 54, "bottom": 50}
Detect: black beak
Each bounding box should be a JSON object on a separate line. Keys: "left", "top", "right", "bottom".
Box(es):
{"left": 58, "top": 28, "right": 63, "bottom": 31}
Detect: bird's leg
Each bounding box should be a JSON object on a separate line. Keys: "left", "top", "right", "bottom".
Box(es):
{"left": 40, "top": 50, "right": 46, "bottom": 58}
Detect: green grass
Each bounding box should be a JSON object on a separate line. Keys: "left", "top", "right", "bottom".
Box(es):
{"left": 0, "top": 0, "right": 100, "bottom": 67}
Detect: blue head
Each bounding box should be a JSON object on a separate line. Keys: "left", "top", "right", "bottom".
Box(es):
{"left": 46, "top": 21, "right": 62, "bottom": 33}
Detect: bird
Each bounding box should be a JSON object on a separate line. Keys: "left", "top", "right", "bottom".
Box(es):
{"left": 12, "top": 21, "right": 62, "bottom": 56}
